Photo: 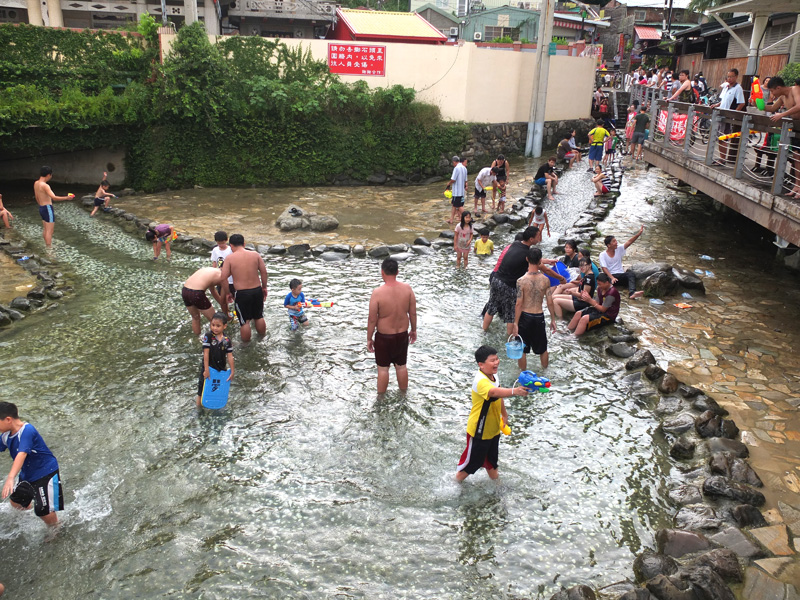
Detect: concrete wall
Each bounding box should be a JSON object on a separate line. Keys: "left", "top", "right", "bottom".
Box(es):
{"left": 161, "top": 33, "right": 594, "bottom": 123}
{"left": 0, "top": 147, "right": 127, "bottom": 185}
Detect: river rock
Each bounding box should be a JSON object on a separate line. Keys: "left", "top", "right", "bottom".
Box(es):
{"left": 507, "top": 214, "right": 525, "bottom": 227}
{"left": 706, "top": 437, "right": 749, "bottom": 458}
{"left": 319, "top": 251, "right": 347, "bottom": 262}
{"left": 662, "top": 414, "right": 696, "bottom": 435}
{"left": 312, "top": 244, "right": 327, "bottom": 256}
{"left": 276, "top": 205, "right": 338, "bottom": 232}
{"left": 695, "top": 411, "right": 739, "bottom": 440}
{"left": 691, "top": 395, "right": 728, "bottom": 416}
{"left": 367, "top": 172, "right": 387, "bottom": 184}
{"left": 257, "top": 245, "right": 270, "bottom": 254}
{"left": 411, "top": 245, "right": 434, "bottom": 255}
{"left": 778, "top": 501, "right": 800, "bottom": 536}
{"left": 672, "top": 267, "right": 706, "bottom": 293}
{"left": 709, "top": 527, "right": 764, "bottom": 558}
{"left": 645, "top": 364, "right": 666, "bottom": 381}
{"left": 46, "top": 290, "right": 63, "bottom": 299}
{"left": 0, "top": 312, "right": 11, "bottom": 327}
{"left": 10, "top": 297, "right": 31, "bottom": 311}
{"left": 431, "top": 239, "right": 453, "bottom": 248}
{"left": 473, "top": 223, "right": 491, "bottom": 236}
{"left": 352, "top": 245, "right": 366, "bottom": 257}
{"left": 439, "top": 230, "right": 455, "bottom": 239}
{"left": 610, "top": 333, "right": 638, "bottom": 343}
{"left": 617, "top": 589, "right": 654, "bottom": 600}
{"left": 390, "top": 252, "right": 413, "bottom": 262}
{"left": 668, "top": 484, "right": 703, "bottom": 506}
{"left": 684, "top": 566, "right": 736, "bottom": 600}
{"left": 368, "top": 246, "right": 390, "bottom": 258}
{"left": 730, "top": 504, "right": 768, "bottom": 529}
{"left": 658, "top": 373, "right": 680, "bottom": 394}
{"left": 386, "top": 244, "right": 406, "bottom": 253}
{"left": 633, "top": 551, "right": 679, "bottom": 582}
{"left": 287, "top": 244, "right": 310, "bottom": 257}
{"left": 26, "top": 287, "right": 46, "bottom": 300}
{"left": 675, "top": 505, "right": 722, "bottom": 531}
{"left": 310, "top": 215, "right": 339, "bottom": 231}
{"left": 607, "top": 343, "right": 636, "bottom": 358}
{"left": 689, "top": 549, "right": 743, "bottom": 583}
{"left": 656, "top": 528, "right": 712, "bottom": 558}
{"left": 548, "top": 584, "right": 596, "bottom": 600}
{"left": 413, "top": 237, "right": 430, "bottom": 246}
{"left": 657, "top": 396, "right": 683, "bottom": 415}
{"left": 709, "top": 452, "right": 762, "bottom": 487}
{"left": 643, "top": 271, "right": 680, "bottom": 298}
{"left": 626, "top": 349, "right": 656, "bottom": 370}
{"left": 268, "top": 245, "right": 286, "bottom": 254}
{"left": 670, "top": 437, "right": 696, "bottom": 459}
{"left": 493, "top": 213, "right": 510, "bottom": 224}
{"left": 629, "top": 262, "right": 672, "bottom": 280}
{"left": 703, "top": 476, "right": 765, "bottom": 506}
{"left": 678, "top": 384, "right": 703, "bottom": 398}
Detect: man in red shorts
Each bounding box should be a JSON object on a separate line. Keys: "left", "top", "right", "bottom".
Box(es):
{"left": 181, "top": 267, "right": 225, "bottom": 335}
{"left": 367, "top": 258, "right": 417, "bottom": 394}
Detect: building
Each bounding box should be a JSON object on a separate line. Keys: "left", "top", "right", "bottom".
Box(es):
{"left": 0, "top": 0, "right": 338, "bottom": 38}
{"left": 597, "top": 0, "right": 703, "bottom": 62}
{"left": 414, "top": 3, "right": 459, "bottom": 39}
{"left": 409, "top": 0, "right": 542, "bottom": 19}
{"left": 673, "top": 13, "right": 800, "bottom": 85}
{"left": 459, "top": 5, "right": 539, "bottom": 42}
{"left": 328, "top": 8, "right": 447, "bottom": 45}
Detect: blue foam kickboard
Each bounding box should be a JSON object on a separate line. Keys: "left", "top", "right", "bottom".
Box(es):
{"left": 201, "top": 367, "right": 231, "bottom": 409}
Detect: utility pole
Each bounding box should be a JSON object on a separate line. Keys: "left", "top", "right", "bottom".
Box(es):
{"left": 525, "top": 0, "right": 556, "bottom": 158}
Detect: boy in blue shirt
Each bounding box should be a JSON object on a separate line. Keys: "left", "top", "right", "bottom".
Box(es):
{"left": 284, "top": 278, "right": 309, "bottom": 331}
{"left": 0, "top": 402, "right": 63, "bottom": 527}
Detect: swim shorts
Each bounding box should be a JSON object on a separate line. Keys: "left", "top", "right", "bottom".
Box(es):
{"left": 451, "top": 196, "right": 465, "bottom": 208}
{"left": 600, "top": 185, "right": 610, "bottom": 194}
{"left": 457, "top": 433, "right": 499, "bottom": 475}
{"left": 181, "top": 286, "right": 212, "bottom": 310}
{"left": 534, "top": 177, "right": 547, "bottom": 186}
{"left": 572, "top": 297, "right": 591, "bottom": 312}
{"left": 38, "top": 205, "right": 54, "bottom": 223}
{"left": 631, "top": 132, "right": 646, "bottom": 145}
{"left": 474, "top": 187, "right": 487, "bottom": 199}
{"left": 581, "top": 307, "right": 614, "bottom": 331}
{"left": 484, "top": 276, "right": 517, "bottom": 324}
{"left": 588, "top": 145, "right": 604, "bottom": 162}
{"left": 10, "top": 471, "right": 64, "bottom": 517}
{"left": 93, "top": 197, "right": 105, "bottom": 207}
{"left": 564, "top": 152, "right": 576, "bottom": 159}
{"left": 157, "top": 235, "right": 170, "bottom": 244}
{"left": 518, "top": 311, "right": 547, "bottom": 355}
{"left": 373, "top": 330, "right": 409, "bottom": 367}
{"left": 234, "top": 286, "right": 264, "bottom": 324}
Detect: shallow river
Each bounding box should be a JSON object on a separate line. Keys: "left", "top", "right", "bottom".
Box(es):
{"left": 0, "top": 160, "right": 798, "bottom": 599}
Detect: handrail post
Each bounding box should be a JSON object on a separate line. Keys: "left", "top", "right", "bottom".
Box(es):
{"left": 772, "top": 119, "right": 792, "bottom": 195}
{"left": 733, "top": 114, "right": 751, "bottom": 179}
{"left": 664, "top": 103, "right": 675, "bottom": 147}
{"left": 705, "top": 109, "right": 721, "bottom": 166}
{"left": 684, "top": 104, "right": 695, "bottom": 155}
{"left": 650, "top": 98, "right": 661, "bottom": 143}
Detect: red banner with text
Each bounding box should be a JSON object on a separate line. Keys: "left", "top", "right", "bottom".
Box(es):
{"left": 328, "top": 43, "right": 386, "bottom": 77}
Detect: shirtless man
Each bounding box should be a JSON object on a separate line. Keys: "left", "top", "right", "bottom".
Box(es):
{"left": 511, "top": 247, "right": 556, "bottom": 371}
{"left": 766, "top": 77, "right": 800, "bottom": 198}
{"left": 182, "top": 267, "right": 224, "bottom": 335}
{"left": 34, "top": 166, "right": 74, "bottom": 248}
{"left": 367, "top": 258, "right": 417, "bottom": 394}
{"left": 220, "top": 234, "right": 268, "bottom": 342}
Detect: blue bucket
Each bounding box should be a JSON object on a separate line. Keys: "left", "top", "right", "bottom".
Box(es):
{"left": 546, "top": 261, "right": 570, "bottom": 286}
{"left": 505, "top": 335, "right": 524, "bottom": 360}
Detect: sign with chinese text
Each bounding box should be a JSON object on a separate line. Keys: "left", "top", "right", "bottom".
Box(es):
{"left": 328, "top": 43, "right": 386, "bottom": 77}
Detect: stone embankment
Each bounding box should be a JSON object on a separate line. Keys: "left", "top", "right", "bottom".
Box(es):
{"left": 0, "top": 231, "right": 72, "bottom": 328}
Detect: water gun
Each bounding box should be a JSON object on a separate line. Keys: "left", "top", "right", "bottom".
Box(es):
{"left": 518, "top": 370, "right": 551, "bottom": 393}
{"left": 67, "top": 193, "right": 75, "bottom": 198}
{"left": 171, "top": 230, "right": 178, "bottom": 241}
{"left": 300, "top": 299, "right": 334, "bottom": 308}
{"left": 717, "top": 129, "right": 757, "bottom": 141}
{"left": 500, "top": 417, "right": 511, "bottom": 436}
{"left": 444, "top": 190, "right": 453, "bottom": 199}
{"left": 751, "top": 77, "right": 765, "bottom": 111}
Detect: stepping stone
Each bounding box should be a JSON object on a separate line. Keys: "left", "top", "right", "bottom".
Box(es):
{"left": 750, "top": 525, "right": 794, "bottom": 556}
{"left": 743, "top": 566, "right": 799, "bottom": 600}
{"left": 754, "top": 557, "right": 798, "bottom": 581}
{"left": 709, "top": 527, "right": 765, "bottom": 559}
{"left": 778, "top": 501, "right": 800, "bottom": 536}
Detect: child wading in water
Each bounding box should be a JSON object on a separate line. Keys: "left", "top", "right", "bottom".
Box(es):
{"left": 528, "top": 205, "right": 550, "bottom": 237}
{"left": 196, "top": 312, "right": 234, "bottom": 408}
{"left": 454, "top": 211, "right": 474, "bottom": 268}
{"left": 89, "top": 172, "right": 116, "bottom": 217}
{"left": 456, "top": 345, "right": 528, "bottom": 482}
{"left": 284, "top": 278, "right": 310, "bottom": 331}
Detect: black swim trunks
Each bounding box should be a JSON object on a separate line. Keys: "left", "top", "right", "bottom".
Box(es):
{"left": 38, "top": 205, "right": 54, "bottom": 223}
{"left": 234, "top": 287, "right": 264, "bottom": 325}
{"left": 93, "top": 197, "right": 105, "bottom": 207}
{"left": 374, "top": 331, "right": 409, "bottom": 367}
{"left": 181, "top": 286, "right": 212, "bottom": 310}
{"left": 518, "top": 311, "right": 547, "bottom": 355}
{"left": 457, "top": 433, "right": 500, "bottom": 474}
{"left": 485, "top": 276, "right": 517, "bottom": 324}
{"left": 581, "top": 307, "right": 614, "bottom": 331}
{"left": 451, "top": 196, "right": 465, "bottom": 208}
{"left": 474, "top": 187, "right": 487, "bottom": 199}
{"left": 11, "top": 471, "right": 64, "bottom": 517}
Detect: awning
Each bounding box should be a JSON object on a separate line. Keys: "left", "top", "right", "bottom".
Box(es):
{"left": 635, "top": 26, "right": 662, "bottom": 40}
{"left": 707, "top": 0, "right": 800, "bottom": 14}
{"left": 555, "top": 19, "right": 584, "bottom": 30}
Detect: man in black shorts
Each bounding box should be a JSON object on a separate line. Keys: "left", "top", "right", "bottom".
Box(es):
{"left": 220, "top": 234, "right": 269, "bottom": 342}
{"left": 182, "top": 267, "right": 225, "bottom": 335}
{"left": 512, "top": 247, "right": 557, "bottom": 370}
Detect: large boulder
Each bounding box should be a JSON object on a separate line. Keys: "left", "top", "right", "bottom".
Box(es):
{"left": 629, "top": 262, "right": 672, "bottom": 280}
{"left": 672, "top": 267, "right": 706, "bottom": 293}
{"left": 643, "top": 271, "right": 680, "bottom": 298}
{"left": 310, "top": 215, "right": 339, "bottom": 232}
{"left": 276, "top": 204, "right": 338, "bottom": 232}
{"left": 703, "top": 476, "right": 765, "bottom": 506}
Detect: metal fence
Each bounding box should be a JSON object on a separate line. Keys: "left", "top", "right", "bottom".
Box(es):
{"left": 628, "top": 84, "right": 800, "bottom": 198}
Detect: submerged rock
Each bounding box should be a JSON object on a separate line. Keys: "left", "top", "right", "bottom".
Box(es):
{"left": 661, "top": 413, "right": 696, "bottom": 435}
{"left": 319, "top": 252, "right": 347, "bottom": 262}
{"left": 607, "top": 342, "right": 636, "bottom": 358}
{"left": 668, "top": 484, "right": 703, "bottom": 506}
{"left": 633, "top": 551, "right": 679, "bottom": 582}
{"left": 626, "top": 349, "right": 656, "bottom": 370}
{"left": 675, "top": 505, "right": 722, "bottom": 531}
{"left": 670, "top": 437, "right": 695, "bottom": 459}
{"left": 548, "top": 584, "right": 596, "bottom": 600}
{"left": 706, "top": 437, "right": 748, "bottom": 458}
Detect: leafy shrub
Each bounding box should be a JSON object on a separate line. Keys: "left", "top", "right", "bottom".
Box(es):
{"left": 778, "top": 62, "right": 800, "bottom": 85}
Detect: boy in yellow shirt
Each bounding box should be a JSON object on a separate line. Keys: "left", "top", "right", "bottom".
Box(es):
{"left": 456, "top": 345, "right": 528, "bottom": 481}
{"left": 587, "top": 119, "right": 610, "bottom": 171}
{"left": 474, "top": 232, "right": 494, "bottom": 256}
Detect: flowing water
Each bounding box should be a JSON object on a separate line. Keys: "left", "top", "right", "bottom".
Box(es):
{"left": 0, "top": 159, "right": 798, "bottom": 599}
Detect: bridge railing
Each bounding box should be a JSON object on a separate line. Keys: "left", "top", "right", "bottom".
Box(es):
{"left": 632, "top": 88, "right": 800, "bottom": 197}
